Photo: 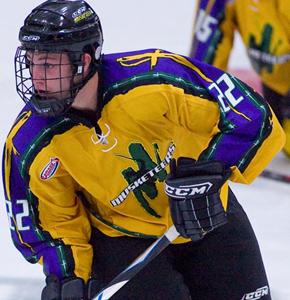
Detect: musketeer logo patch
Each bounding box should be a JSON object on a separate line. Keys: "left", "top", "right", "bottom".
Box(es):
{"left": 111, "top": 143, "right": 175, "bottom": 208}
{"left": 40, "top": 158, "right": 60, "bottom": 180}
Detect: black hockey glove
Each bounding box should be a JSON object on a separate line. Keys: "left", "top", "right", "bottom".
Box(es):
{"left": 41, "top": 275, "right": 85, "bottom": 300}
{"left": 165, "top": 158, "right": 231, "bottom": 241}
{"left": 87, "top": 278, "right": 103, "bottom": 300}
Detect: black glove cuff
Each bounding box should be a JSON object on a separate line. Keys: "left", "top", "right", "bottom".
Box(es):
{"left": 61, "top": 277, "right": 85, "bottom": 299}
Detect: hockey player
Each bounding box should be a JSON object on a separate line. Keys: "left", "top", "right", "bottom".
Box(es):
{"left": 2, "top": 0, "right": 285, "bottom": 299}
{"left": 190, "top": 0, "right": 290, "bottom": 157}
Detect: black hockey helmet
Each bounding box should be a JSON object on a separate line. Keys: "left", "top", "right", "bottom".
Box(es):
{"left": 15, "top": 0, "right": 103, "bottom": 117}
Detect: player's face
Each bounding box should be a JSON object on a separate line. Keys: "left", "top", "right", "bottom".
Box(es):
{"left": 26, "top": 51, "right": 74, "bottom": 100}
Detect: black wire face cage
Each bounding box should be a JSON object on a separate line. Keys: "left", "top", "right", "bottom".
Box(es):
{"left": 14, "top": 46, "right": 85, "bottom": 117}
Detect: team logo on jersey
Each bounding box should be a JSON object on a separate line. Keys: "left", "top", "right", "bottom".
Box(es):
{"left": 40, "top": 158, "right": 60, "bottom": 180}
{"left": 111, "top": 143, "right": 175, "bottom": 218}
{"left": 248, "top": 24, "right": 290, "bottom": 73}
{"left": 241, "top": 286, "right": 269, "bottom": 300}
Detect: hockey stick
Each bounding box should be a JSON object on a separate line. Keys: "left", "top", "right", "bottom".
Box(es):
{"left": 260, "top": 170, "right": 290, "bottom": 184}
{"left": 92, "top": 225, "right": 180, "bottom": 300}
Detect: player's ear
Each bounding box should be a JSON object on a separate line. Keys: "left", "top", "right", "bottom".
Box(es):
{"left": 82, "top": 53, "right": 92, "bottom": 74}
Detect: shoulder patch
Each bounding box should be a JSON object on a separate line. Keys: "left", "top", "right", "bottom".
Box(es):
{"left": 40, "top": 158, "right": 60, "bottom": 180}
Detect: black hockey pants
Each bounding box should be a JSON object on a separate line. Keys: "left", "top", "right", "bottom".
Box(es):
{"left": 90, "top": 189, "right": 271, "bottom": 300}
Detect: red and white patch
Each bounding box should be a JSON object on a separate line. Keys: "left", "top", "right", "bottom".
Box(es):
{"left": 40, "top": 158, "right": 60, "bottom": 180}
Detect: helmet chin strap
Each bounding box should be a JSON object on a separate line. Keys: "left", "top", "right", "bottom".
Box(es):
{"left": 30, "top": 94, "right": 74, "bottom": 117}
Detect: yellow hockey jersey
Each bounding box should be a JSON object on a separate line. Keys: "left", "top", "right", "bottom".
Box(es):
{"left": 2, "top": 49, "right": 285, "bottom": 282}
{"left": 190, "top": 0, "right": 290, "bottom": 95}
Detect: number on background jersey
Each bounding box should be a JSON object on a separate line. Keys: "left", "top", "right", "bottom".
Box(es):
{"left": 195, "top": 9, "right": 218, "bottom": 42}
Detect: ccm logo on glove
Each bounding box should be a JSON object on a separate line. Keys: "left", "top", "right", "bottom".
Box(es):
{"left": 165, "top": 158, "right": 231, "bottom": 241}
{"left": 165, "top": 182, "right": 213, "bottom": 198}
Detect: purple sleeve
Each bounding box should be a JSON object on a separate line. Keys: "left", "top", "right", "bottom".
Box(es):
{"left": 2, "top": 113, "right": 76, "bottom": 280}
{"left": 194, "top": 60, "right": 273, "bottom": 172}
{"left": 190, "top": 0, "right": 230, "bottom": 65}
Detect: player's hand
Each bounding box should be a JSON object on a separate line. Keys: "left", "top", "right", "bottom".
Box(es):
{"left": 165, "top": 158, "right": 231, "bottom": 241}
{"left": 41, "top": 275, "right": 85, "bottom": 300}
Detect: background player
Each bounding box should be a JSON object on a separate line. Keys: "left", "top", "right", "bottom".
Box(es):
{"left": 190, "top": 0, "right": 290, "bottom": 157}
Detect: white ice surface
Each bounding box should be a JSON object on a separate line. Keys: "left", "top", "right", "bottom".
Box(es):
{"left": 0, "top": 1, "right": 289, "bottom": 299}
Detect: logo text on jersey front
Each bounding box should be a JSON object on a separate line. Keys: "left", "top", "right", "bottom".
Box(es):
{"left": 111, "top": 143, "right": 175, "bottom": 217}
{"left": 248, "top": 24, "right": 282, "bottom": 74}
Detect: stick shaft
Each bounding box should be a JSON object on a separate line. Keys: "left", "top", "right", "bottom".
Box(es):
{"left": 92, "top": 225, "right": 179, "bottom": 300}
{"left": 261, "top": 170, "right": 290, "bottom": 184}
